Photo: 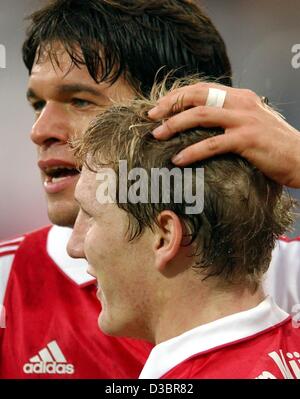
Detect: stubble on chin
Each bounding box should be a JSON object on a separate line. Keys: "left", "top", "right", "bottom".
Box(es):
{"left": 47, "top": 197, "right": 79, "bottom": 227}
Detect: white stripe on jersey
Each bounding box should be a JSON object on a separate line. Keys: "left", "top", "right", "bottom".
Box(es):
{"left": 0, "top": 237, "right": 22, "bottom": 307}
{"left": 0, "top": 236, "right": 24, "bottom": 247}
{"left": 39, "top": 348, "right": 55, "bottom": 363}
{"left": 0, "top": 254, "right": 15, "bottom": 305}
{"left": 0, "top": 245, "right": 20, "bottom": 254}
{"left": 47, "top": 340, "right": 67, "bottom": 363}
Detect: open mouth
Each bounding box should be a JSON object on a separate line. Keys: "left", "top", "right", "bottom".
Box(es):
{"left": 44, "top": 166, "right": 80, "bottom": 184}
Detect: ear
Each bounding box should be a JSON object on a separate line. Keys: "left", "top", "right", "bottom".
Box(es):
{"left": 153, "top": 210, "right": 183, "bottom": 273}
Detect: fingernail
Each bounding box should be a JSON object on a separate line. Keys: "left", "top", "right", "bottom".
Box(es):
{"left": 152, "top": 125, "right": 165, "bottom": 136}
{"left": 148, "top": 107, "right": 159, "bottom": 117}
{"left": 172, "top": 153, "right": 184, "bottom": 164}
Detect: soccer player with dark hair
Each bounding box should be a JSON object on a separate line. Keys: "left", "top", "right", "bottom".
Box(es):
{"left": 0, "top": 0, "right": 299, "bottom": 379}
{"left": 0, "top": 0, "right": 232, "bottom": 378}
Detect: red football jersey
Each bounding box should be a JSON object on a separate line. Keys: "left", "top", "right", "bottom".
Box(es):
{"left": 1, "top": 227, "right": 300, "bottom": 379}
{"left": 139, "top": 297, "right": 300, "bottom": 379}
{"left": 0, "top": 226, "right": 153, "bottom": 379}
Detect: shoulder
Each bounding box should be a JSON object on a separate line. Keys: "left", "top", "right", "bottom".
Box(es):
{"left": 270, "top": 237, "right": 300, "bottom": 277}
{"left": 264, "top": 237, "right": 300, "bottom": 313}
{"left": 0, "top": 235, "right": 24, "bottom": 305}
{"left": 273, "top": 236, "right": 300, "bottom": 256}
{"left": 269, "top": 237, "right": 300, "bottom": 277}
{"left": 0, "top": 234, "right": 25, "bottom": 256}
{"left": 0, "top": 225, "right": 52, "bottom": 261}
{"left": 0, "top": 226, "right": 52, "bottom": 250}
{"left": 0, "top": 232, "right": 27, "bottom": 274}
{"left": 0, "top": 226, "right": 52, "bottom": 305}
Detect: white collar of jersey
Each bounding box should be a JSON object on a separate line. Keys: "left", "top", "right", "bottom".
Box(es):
{"left": 47, "top": 225, "right": 96, "bottom": 287}
{"left": 139, "top": 296, "right": 289, "bottom": 379}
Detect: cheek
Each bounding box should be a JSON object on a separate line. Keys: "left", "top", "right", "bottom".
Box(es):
{"left": 84, "top": 227, "right": 102, "bottom": 258}
{"left": 84, "top": 224, "right": 108, "bottom": 263}
{"left": 69, "top": 110, "right": 100, "bottom": 138}
{"left": 83, "top": 211, "right": 132, "bottom": 270}
{"left": 69, "top": 118, "right": 85, "bottom": 139}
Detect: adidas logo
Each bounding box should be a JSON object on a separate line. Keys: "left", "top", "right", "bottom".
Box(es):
{"left": 23, "top": 340, "right": 75, "bottom": 375}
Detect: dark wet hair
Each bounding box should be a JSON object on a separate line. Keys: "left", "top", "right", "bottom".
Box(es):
{"left": 22, "top": 0, "right": 232, "bottom": 94}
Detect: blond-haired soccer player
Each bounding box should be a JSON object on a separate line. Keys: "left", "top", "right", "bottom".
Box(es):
{"left": 0, "top": 0, "right": 232, "bottom": 378}
{"left": 68, "top": 78, "right": 300, "bottom": 379}
{"left": 1, "top": 0, "right": 300, "bottom": 379}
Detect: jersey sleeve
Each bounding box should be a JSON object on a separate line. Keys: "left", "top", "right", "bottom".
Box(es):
{"left": 264, "top": 238, "right": 300, "bottom": 314}
{"left": 0, "top": 237, "right": 24, "bottom": 326}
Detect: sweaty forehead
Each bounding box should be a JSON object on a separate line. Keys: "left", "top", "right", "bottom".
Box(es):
{"left": 34, "top": 41, "right": 80, "bottom": 69}
{"left": 28, "top": 51, "right": 134, "bottom": 102}
{"left": 29, "top": 41, "right": 100, "bottom": 89}
{"left": 30, "top": 53, "right": 93, "bottom": 83}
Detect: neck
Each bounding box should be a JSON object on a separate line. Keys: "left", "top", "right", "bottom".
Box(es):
{"left": 151, "top": 278, "right": 265, "bottom": 345}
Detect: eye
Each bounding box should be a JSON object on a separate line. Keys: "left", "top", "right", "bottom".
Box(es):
{"left": 71, "top": 98, "right": 94, "bottom": 108}
{"left": 31, "top": 100, "right": 46, "bottom": 113}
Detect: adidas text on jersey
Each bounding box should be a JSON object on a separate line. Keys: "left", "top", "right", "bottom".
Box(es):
{"left": 23, "top": 341, "right": 74, "bottom": 375}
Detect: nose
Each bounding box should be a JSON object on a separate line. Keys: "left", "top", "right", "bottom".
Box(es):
{"left": 30, "top": 102, "right": 71, "bottom": 147}
{"left": 67, "top": 210, "right": 88, "bottom": 259}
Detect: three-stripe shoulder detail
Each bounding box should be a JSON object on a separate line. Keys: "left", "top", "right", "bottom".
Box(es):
{"left": 0, "top": 236, "right": 25, "bottom": 307}
{"left": 0, "top": 236, "right": 24, "bottom": 256}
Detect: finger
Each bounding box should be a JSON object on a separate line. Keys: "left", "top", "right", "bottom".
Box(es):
{"left": 171, "top": 133, "right": 244, "bottom": 166}
{"left": 152, "top": 107, "right": 238, "bottom": 140}
{"left": 148, "top": 82, "right": 234, "bottom": 120}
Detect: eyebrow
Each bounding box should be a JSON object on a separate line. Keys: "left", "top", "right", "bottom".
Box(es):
{"left": 57, "top": 83, "right": 103, "bottom": 97}
{"left": 26, "top": 88, "right": 39, "bottom": 101}
{"left": 26, "top": 83, "right": 105, "bottom": 101}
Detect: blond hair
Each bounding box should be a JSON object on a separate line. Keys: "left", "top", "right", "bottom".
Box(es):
{"left": 72, "top": 76, "right": 295, "bottom": 290}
